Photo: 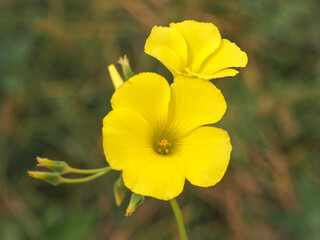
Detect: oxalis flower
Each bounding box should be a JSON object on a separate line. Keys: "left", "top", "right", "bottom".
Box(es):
{"left": 102, "top": 72, "right": 232, "bottom": 200}
{"left": 145, "top": 20, "right": 248, "bottom": 80}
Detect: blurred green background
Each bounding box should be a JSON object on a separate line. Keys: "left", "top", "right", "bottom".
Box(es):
{"left": 1, "top": 0, "right": 319, "bottom": 239}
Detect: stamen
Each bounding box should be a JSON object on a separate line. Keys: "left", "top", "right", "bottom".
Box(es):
{"left": 156, "top": 138, "right": 172, "bottom": 155}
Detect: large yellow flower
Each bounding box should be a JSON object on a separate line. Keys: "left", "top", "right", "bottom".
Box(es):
{"left": 145, "top": 20, "right": 248, "bottom": 80}
{"left": 102, "top": 73, "right": 232, "bottom": 200}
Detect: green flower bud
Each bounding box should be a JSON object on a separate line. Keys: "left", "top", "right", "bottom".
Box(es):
{"left": 36, "top": 157, "right": 70, "bottom": 174}
{"left": 28, "top": 171, "right": 62, "bottom": 185}
{"left": 114, "top": 174, "right": 126, "bottom": 206}
{"left": 118, "top": 55, "right": 134, "bottom": 80}
{"left": 125, "top": 193, "right": 144, "bottom": 217}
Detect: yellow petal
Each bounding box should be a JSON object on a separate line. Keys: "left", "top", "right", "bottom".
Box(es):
{"left": 102, "top": 108, "right": 153, "bottom": 170}
{"left": 178, "top": 126, "right": 232, "bottom": 187}
{"left": 150, "top": 46, "right": 181, "bottom": 77}
{"left": 211, "top": 68, "right": 239, "bottom": 78}
{"left": 103, "top": 107, "right": 185, "bottom": 200}
{"left": 108, "top": 64, "right": 124, "bottom": 90}
{"left": 168, "top": 75, "right": 227, "bottom": 134}
{"left": 170, "top": 20, "right": 221, "bottom": 72}
{"left": 186, "top": 68, "right": 239, "bottom": 80}
{"left": 122, "top": 149, "right": 185, "bottom": 200}
{"left": 199, "top": 39, "right": 248, "bottom": 76}
{"left": 145, "top": 26, "right": 187, "bottom": 73}
{"left": 111, "top": 72, "right": 170, "bottom": 128}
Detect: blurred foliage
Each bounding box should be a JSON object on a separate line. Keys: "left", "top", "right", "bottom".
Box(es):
{"left": 0, "top": 0, "right": 319, "bottom": 239}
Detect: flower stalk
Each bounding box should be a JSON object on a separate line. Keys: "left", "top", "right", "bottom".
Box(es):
{"left": 60, "top": 169, "right": 112, "bottom": 184}
{"left": 170, "top": 198, "right": 188, "bottom": 240}
{"left": 67, "top": 166, "right": 112, "bottom": 175}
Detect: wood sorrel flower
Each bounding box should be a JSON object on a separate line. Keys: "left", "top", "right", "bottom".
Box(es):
{"left": 102, "top": 72, "right": 232, "bottom": 200}
{"left": 145, "top": 20, "right": 248, "bottom": 80}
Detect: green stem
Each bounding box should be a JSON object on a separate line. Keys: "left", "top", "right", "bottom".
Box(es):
{"left": 170, "top": 198, "right": 188, "bottom": 240}
{"left": 67, "top": 166, "right": 111, "bottom": 174}
{"left": 61, "top": 167, "right": 112, "bottom": 184}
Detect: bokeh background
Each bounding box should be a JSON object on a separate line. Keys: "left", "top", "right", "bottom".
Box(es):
{"left": 1, "top": 0, "right": 319, "bottom": 239}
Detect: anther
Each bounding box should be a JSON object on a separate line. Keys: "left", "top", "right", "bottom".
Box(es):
{"left": 156, "top": 138, "right": 172, "bottom": 155}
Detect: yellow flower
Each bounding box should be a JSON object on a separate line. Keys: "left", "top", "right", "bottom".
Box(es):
{"left": 102, "top": 72, "right": 232, "bottom": 200}
{"left": 145, "top": 20, "right": 248, "bottom": 80}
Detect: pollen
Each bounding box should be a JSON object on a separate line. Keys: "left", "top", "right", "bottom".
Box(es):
{"left": 156, "top": 138, "right": 172, "bottom": 155}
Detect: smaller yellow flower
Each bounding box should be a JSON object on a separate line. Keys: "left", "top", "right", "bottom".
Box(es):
{"left": 102, "top": 73, "right": 232, "bottom": 200}
{"left": 145, "top": 20, "right": 248, "bottom": 80}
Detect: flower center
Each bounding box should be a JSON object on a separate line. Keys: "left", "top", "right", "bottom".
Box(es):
{"left": 156, "top": 138, "right": 172, "bottom": 155}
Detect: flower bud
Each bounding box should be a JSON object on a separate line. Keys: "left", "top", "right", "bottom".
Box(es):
{"left": 113, "top": 174, "right": 126, "bottom": 206}
{"left": 125, "top": 193, "right": 144, "bottom": 217}
{"left": 36, "top": 157, "right": 69, "bottom": 174}
{"left": 108, "top": 64, "right": 124, "bottom": 90}
{"left": 28, "top": 171, "right": 62, "bottom": 185}
{"left": 118, "top": 55, "right": 134, "bottom": 80}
